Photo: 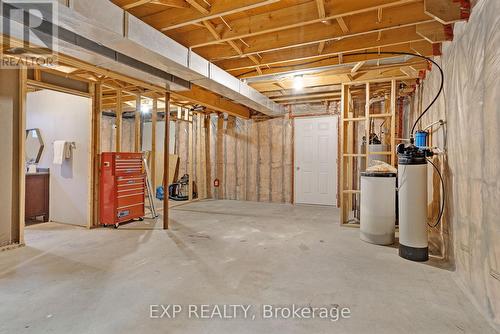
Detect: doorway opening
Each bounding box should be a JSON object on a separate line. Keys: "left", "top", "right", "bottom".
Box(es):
{"left": 25, "top": 88, "right": 92, "bottom": 228}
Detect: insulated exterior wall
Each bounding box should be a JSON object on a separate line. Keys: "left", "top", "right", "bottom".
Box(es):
{"left": 209, "top": 115, "right": 293, "bottom": 204}
{"left": 414, "top": 0, "right": 500, "bottom": 328}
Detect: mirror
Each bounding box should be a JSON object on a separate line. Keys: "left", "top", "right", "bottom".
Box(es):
{"left": 26, "top": 128, "right": 44, "bottom": 164}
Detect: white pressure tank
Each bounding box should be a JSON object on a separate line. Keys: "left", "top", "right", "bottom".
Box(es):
{"left": 360, "top": 172, "right": 396, "bottom": 245}
{"left": 398, "top": 145, "right": 429, "bottom": 262}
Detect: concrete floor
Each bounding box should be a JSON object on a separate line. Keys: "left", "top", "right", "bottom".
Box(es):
{"left": 0, "top": 200, "right": 496, "bottom": 334}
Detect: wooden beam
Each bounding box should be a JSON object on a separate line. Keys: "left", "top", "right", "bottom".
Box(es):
{"left": 351, "top": 61, "right": 365, "bottom": 74}
{"left": 186, "top": 0, "right": 210, "bottom": 14}
{"left": 115, "top": 89, "right": 123, "bottom": 152}
{"left": 163, "top": 92, "right": 170, "bottom": 230}
{"left": 416, "top": 21, "right": 453, "bottom": 43}
{"left": 318, "top": 41, "right": 325, "bottom": 55}
{"left": 218, "top": 26, "right": 427, "bottom": 72}
{"left": 153, "top": 0, "right": 190, "bottom": 9}
{"left": 316, "top": 0, "right": 326, "bottom": 20}
{"left": 424, "top": 0, "right": 469, "bottom": 24}
{"left": 336, "top": 17, "right": 349, "bottom": 33}
{"left": 196, "top": 4, "right": 432, "bottom": 60}
{"left": 143, "top": 0, "right": 279, "bottom": 31}
{"left": 272, "top": 91, "right": 341, "bottom": 102}
{"left": 122, "top": 0, "right": 152, "bottom": 10}
{"left": 202, "top": 20, "right": 221, "bottom": 40}
{"left": 171, "top": 0, "right": 417, "bottom": 48}
{"left": 172, "top": 85, "right": 251, "bottom": 119}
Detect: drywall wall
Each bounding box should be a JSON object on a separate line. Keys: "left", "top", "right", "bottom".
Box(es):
{"left": 413, "top": 0, "right": 499, "bottom": 328}
{"left": 0, "top": 69, "right": 22, "bottom": 247}
{"left": 27, "top": 90, "right": 92, "bottom": 227}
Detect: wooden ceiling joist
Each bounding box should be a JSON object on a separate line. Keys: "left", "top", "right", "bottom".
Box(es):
{"left": 173, "top": 85, "right": 251, "bottom": 119}
{"left": 230, "top": 41, "right": 436, "bottom": 78}
{"left": 424, "top": 0, "right": 469, "bottom": 24}
{"left": 196, "top": 3, "right": 433, "bottom": 61}
{"left": 142, "top": 0, "right": 280, "bottom": 31}
{"left": 170, "top": 0, "right": 417, "bottom": 48}
{"left": 218, "top": 26, "right": 427, "bottom": 72}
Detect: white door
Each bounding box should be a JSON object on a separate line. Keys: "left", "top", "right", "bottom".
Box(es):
{"left": 294, "top": 116, "right": 338, "bottom": 206}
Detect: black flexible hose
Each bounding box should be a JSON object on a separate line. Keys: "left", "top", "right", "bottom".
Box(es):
{"left": 239, "top": 51, "right": 445, "bottom": 138}
{"left": 426, "top": 158, "right": 445, "bottom": 228}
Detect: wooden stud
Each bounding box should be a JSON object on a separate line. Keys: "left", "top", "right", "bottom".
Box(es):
{"left": 205, "top": 114, "right": 213, "bottom": 199}
{"left": 163, "top": 93, "right": 171, "bottom": 230}
{"left": 91, "top": 83, "right": 102, "bottom": 228}
{"left": 151, "top": 98, "right": 158, "bottom": 190}
{"left": 365, "top": 82, "right": 370, "bottom": 170}
{"left": 216, "top": 114, "right": 225, "bottom": 199}
{"left": 135, "top": 94, "right": 141, "bottom": 152}
{"left": 188, "top": 111, "right": 194, "bottom": 202}
{"left": 390, "top": 79, "right": 397, "bottom": 166}
{"left": 196, "top": 113, "right": 203, "bottom": 199}
{"left": 115, "top": 89, "right": 123, "bottom": 152}
{"left": 18, "top": 67, "right": 27, "bottom": 244}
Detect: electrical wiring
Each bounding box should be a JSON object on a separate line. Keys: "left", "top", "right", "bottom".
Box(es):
{"left": 426, "top": 158, "right": 446, "bottom": 228}
{"left": 239, "top": 51, "right": 444, "bottom": 138}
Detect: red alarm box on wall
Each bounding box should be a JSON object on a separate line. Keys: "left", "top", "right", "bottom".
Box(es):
{"left": 100, "top": 152, "right": 145, "bottom": 228}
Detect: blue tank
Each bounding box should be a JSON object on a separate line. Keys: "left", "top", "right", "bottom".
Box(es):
{"left": 415, "top": 131, "right": 428, "bottom": 148}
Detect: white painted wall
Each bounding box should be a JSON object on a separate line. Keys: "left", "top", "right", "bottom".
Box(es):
{"left": 27, "top": 90, "right": 91, "bottom": 227}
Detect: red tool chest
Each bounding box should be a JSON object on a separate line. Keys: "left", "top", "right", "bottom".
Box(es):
{"left": 100, "top": 152, "right": 145, "bottom": 228}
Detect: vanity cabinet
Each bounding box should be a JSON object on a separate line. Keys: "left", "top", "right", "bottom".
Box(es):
{"left": 25, "top": 173, "right": 50, "bottom": 222}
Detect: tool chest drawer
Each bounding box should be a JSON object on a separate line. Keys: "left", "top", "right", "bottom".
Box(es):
{"left": 99, "top": 152, "right": 145, "bottom": 228}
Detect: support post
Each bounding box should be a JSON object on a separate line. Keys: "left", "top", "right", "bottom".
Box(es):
{"left": 91, "top": 83, "right": 102, "bottom": 228}
{"left": 115, "top": 89, "right": 122, "bottom": 152}
{"left": 151, "top": 98, "right": 158, "bottom": 190}
{"left": 163, "top": 93, "right": 170, "bottom": 230}
{"left": 205, "top": 114, "right": 212, "bottom": 199}
{"left": 188, "top": 112, "right": 194, "bottom": 201}
{"left": 390, "top": 80, "right": 397, "bottom": 166}
{"left": 135, "top": 94, "right": 141, "bottom": 152}
{"left": 216, "top": 114, "right": 225, "bottom": 199}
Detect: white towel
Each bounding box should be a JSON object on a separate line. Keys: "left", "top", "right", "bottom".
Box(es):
{"left": 53, "top": 141, "right": 66, "bottom": 165}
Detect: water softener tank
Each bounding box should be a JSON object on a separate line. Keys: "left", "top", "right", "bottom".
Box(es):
{"left": 397, "top": 144, "right": 429, "bottom": 261}
{"left": 360, "top": 172, "right": 396, "bottom": 245}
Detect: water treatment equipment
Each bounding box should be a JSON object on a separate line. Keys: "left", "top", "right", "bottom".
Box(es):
{"left": 414, "top": 131, "right": 429, "bottom": 148}
{"left": 397, "top": 144, "right": 429, "bottom": 261}
{"left": 360, "top": 172, "right": 397, "bottom": 245}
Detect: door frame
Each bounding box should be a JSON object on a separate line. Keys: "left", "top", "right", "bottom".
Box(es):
{"left": 18, "top": 71, "right": 97, "bottom": 245}
{"left": 293, "top": 115, "right": 339, "bottom": 206}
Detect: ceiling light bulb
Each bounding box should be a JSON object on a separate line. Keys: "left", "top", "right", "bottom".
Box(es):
{"left": 293, "top": 75, "right": 304, "bottom": 90}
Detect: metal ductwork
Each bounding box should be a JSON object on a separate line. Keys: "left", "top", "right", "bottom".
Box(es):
{"left": 2, "top": 0, "right": 284, "bottom": 116}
